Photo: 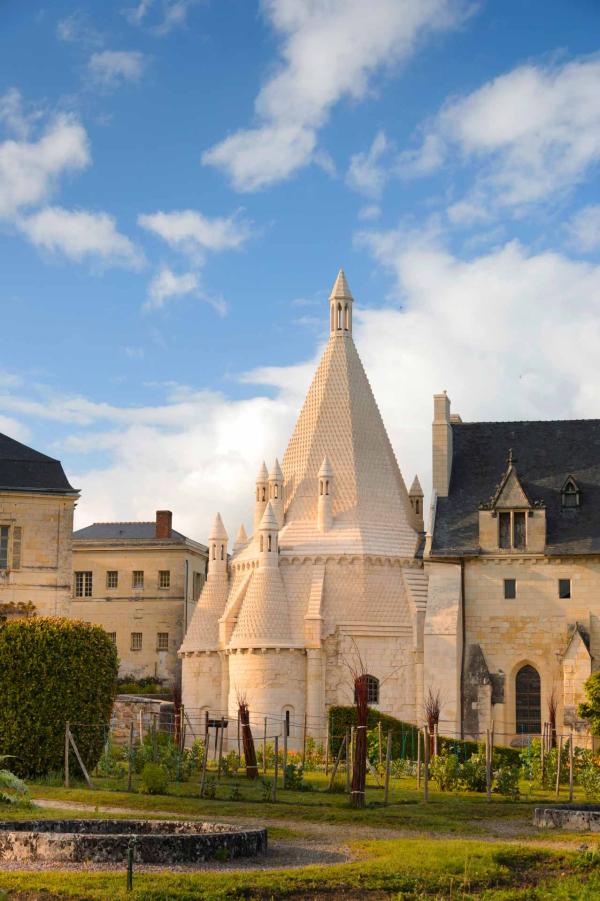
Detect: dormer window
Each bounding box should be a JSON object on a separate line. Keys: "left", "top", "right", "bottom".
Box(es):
{"left": 561, "top": 477, "right": 580, "bottom": 509}
{"left": 498, "top": 510, "right": 526, "bottom": 549}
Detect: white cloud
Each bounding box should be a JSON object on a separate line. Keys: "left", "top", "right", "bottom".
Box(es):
{"left": 18, "top": 206, "right": 143, "bottom": 268}
{"left": 124, "top": 0, "right": 199, "bottom": 34}
{"left": 400, "top": 56, "right": 600, "bottom": 211}
{"left": 145, "top": 267, "right": 199, "bottom": 310}
{"left": 346, "top": 130, "right": 390, "bottom": 198}
{"left": 203, "top": 0, "right": 468, "bottom": 191}
{"left": 0, "top": 88, "right": 41, "bottom": 139}
{"left": 0, "top": 114, "right": 90, "bottom": 219}
{"left": 566, "top": 205, "right": 600, "bottom": 253}
{"left": 88, "top": 50, "right": 147, "bottom": 88}
{"left": 138, "top": 209, "right": 252, "bottom": 260}
{"left": 56, "top": 11, "right": 103, "bottom": 46}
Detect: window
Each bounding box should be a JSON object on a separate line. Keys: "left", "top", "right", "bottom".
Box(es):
{"left": 0, "top": 526, "right": 8, "bottom": 569}
{"left": 504, "top": 578, "right": 516, "bottom": 599}
{"left": 158, "top": 570, "right": 170, "bottom": 589}
{"left": 132, "top": 571, "right": 144, "bottom": 590}
{"left": 355, "top": 674, "right": 380, "bottom": 705}
{"left": 285, "top": 709, "right": 290, "bottom": 736}
{"left": 74, "top": 571, "right": 93, "bottom": 597}
{"left": 11, "top": 527, "right": 22, "bottom": 570}
{"left": 562, "top": 478, "right": 580, "bottom": 509}
{"left": 106, "top": 571, "right": 118, "bottom": 589}
{"left": 559, "top": 578, "right": 571, "bottom": 599}
{"left": 268, "top": 534, "right": 272, "bottom": 551}
{"left": 515, "top": 665, "right": 541, "bottom": 734}
{"left": 157, "top": 632, "right": 169, "bottom": 651}
{"left": 107, "top": 631, "right": 117, "bottom": 644}
{"left": 130, "top": 632, "right": 142, "bottom": 650}
{"left": 498, "top": 511, "right": 527, "bottom": 550}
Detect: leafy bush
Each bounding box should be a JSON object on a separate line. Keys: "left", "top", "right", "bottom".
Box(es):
{"left": 493, "top": 766, "right": 520, "bottom": 799}
{"left": 579, "top": 763, "right": 600, "bottom": 800}
{"left": 284, "top": 762, "right": 305, "bottom": 791}
{"left": 227, "top": 783, "right": 243, "bottom": 801}
{"left": 260, "top": 778, "right": 272, "bottom": 801}
{"left": 0, "top": 617, "right": 118, "bottom": 777}
{"left": 0, "top": 756, "right": 30, "bottom": 806}
{"left": 460, "top": 751, "right": 487, "bottom": 792}
{"left": 203, "top": 775, "right": 217, "bottom": 799}
{"left": 430, "top": 749, "right": 460, "bottom": 791}
{"left": 117, "top": 675, "right": 166, "bottom": 696}
{"left": 139, "top": 762, "right": 169, "bottom": 794}
{"left": 133, "top": 731, "right": 204, "bottom": 782}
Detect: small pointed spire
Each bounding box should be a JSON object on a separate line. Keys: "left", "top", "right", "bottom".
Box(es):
{"left": 208, "top": 512, "right": 228, "bottom": 541}
{"left": 409, "top": 475, "right": 423, "bottom": 496}
{"left": 232, "top": 523, "right": 248, "bottom": 554}
{"left": 318, "top": 455, "right": 333, "bottom": 478}
{"left": 258, "top": 501, "right": 279, "bottom": 531}
{"left": 269, "top": 458, "right": 283, "bottom": 481}
{"left": 329, "top": 268, "right": 353, "bottom": 301}
{"left": 256, "top": 461, "right": 268, "bottom": 481}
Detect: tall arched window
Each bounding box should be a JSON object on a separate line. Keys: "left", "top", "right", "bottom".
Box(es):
{"left": 337, "top": 303, "right": 342, "bottom": 329}
{"left": 355, "top": 674, "right": 379, "bottom": 704}
{"left": 268, "top": 533, "right": 272, "bottom": 551}
{"left": 515, "top": 664, "right": 541, "bottom": 734}
{"left": 262, "top": 486, "right": 266, "bottom": 501}
{"left": 325, "top": 479, "right": 329, "bottom": 495}
{"left": 344, "top": 303, "right": 350, "bottom": 330}
{"left": 260, "top": 535, "right": 264, "bottom": 552}
{"left": 220, "top": 544, "right": 224, "bottom": 560}
{"left": 212, "top": 543, "right": 216, "bottom": 560}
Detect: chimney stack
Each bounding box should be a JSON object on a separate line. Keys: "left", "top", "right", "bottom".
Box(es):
{"left": 155, "top": 510, "right": 172, "bottom": 539}
{"left": 432, "top": 392, "right": 453, "bottom": 498}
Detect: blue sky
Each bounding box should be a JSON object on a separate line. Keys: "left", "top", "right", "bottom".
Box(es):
{"left": 1, "top": 0, "right": 600, "bottom": 538}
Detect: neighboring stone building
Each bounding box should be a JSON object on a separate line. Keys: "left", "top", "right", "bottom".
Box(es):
{"left": 0, "top": 432, "right": 78, "bottom": 621}
{"left": 180, "top": 272, "right": 426, "bottom": 746}
{"left": 72, "top": 511, "right": 208, "bottom": 685}
{"left": 425, "top": 394, "right": 600, "bottom": 746}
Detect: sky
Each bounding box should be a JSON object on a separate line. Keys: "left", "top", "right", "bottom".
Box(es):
{"left": 1, "top": 0, "right": 600, "bottom": 540}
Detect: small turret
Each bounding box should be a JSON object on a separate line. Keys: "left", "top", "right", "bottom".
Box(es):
{"left": 233, "top": 523, "right": 248, "bottom": 555}
{"left": 317, "top": 456, "right": 334, "bottom": 532}
{"left": 208, "top": 513, "right": 228, "bottom": 578}
{"left": 258, "top": 501, "right": 279, "bottom": 569}
{"left": 409, "top": 475, "right": 424, "bottom": 532}
{"left": 329, "top": 269, "right": 353, "bottom": 337}
{"left": 269, "top": 458, "right": 284, "bottom": 527}
{"left": 254, "top": 461, "right": 269, "bottom": 534}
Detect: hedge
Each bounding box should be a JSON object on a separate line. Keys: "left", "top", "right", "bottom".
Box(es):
{"left": 0, "top": 617, "right": 118, "bottom": 777}
{"left": 328, "top": 706, "right": 520, "bottom": 766}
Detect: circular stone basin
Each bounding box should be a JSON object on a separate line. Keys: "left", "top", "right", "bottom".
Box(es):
{"left": 0, "top": 819, "right": 268, "bottom": 864}
{"left": 534, "top": 805, "right": 600, "bottom": 832}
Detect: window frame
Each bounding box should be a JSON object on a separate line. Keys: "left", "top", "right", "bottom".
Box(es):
{"left": 504, "top": 578, "right": 517, "bottom": 600}
{"left": 158, "top": 569, "right": 170, "bottom": 590}
{"left": 130, "top": 631, "right": 143, "bottom": 651}
{"left": 107, "top": 631, "right": 117, "bottom": 645}
{"left": 132, "top": 570, "right": 144, "bottom": 590}
{"left": 559, "top": 578, "right": 571, "bottom": 599}
{"left": 74, "top": 570, "right": 93, "bottom": 598}
{"left": 498, "top": 510, "right": 528, "bottom": 550}
{"left": 0, "top": 525, "right": 9, "bottom": 570}
{"left": 157, "top": 631, "right": 169, "bottom": 651}
{"left": 106, "top": 570, "right": 118, "bottom": 589}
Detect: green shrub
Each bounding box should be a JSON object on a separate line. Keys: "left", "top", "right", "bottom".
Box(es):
{"left": 227, "top": 783, "right": 243, "bottom": 801}
{"left": 430, "top": 749, "right": 460, "bottom": 791}
{"left": 0, "top": 617, "right": 118, "bottom": 777}
{"left": 580, "top": 763, "right": 600, "bottom": 800}
{"left": 284, "top": 762, "right": 305, "bottom": 790}
{"left": 203, "top": 775, "right": 217, "bottom": 799}
{"left": 0, "top": 756, "right": 30, "bottom": 806}
{"left": 460, "top": 751, "right": 487, "bottom": 792}
{"left": 493, "top": 766, "right": 520, "bottom": 799}
{"left": 139, "top": 762, "right": 169, "bottom": 794}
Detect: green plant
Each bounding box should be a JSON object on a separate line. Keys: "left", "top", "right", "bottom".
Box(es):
{"left": 203, "top": 775, "right": 217, "bottom": 800}
{"left": 459, "top": 751, "right": 487, "bottom": 792}
{"left": 284, "top": 762, "right": 305, "bottom": 791}
{"left": 493, "top": 765, "right": 520, "bottom": 799}
{"left": 579, "top": 672, "right": 600, "bottom": 735}
{"left": 429, "top": 749, "right": 460, "bottom": 791}
{"left": 221, "top": 751, "right": 240, "bottom": 777}
{"left": 227, "top": 783, "right": 243, "bottom": 801}
{"left": 0, "top": 756, "right": 30, "bottom": 805}
{"left": 0, "top": 617, "right": 118, "bottom": 777}
{"left": 579, "top": 762, "right": 600, "bottom": 800}
{"left": 139, "top": 762, "right": 169, "bottom": 794}
{"left": 260, "top": 778, "right": 272, "bottom": 801}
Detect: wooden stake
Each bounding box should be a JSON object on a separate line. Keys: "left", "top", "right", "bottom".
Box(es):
{"left": 486, "top": 729, "right": 492, "bottom": 802}
{"left": 345, "top": 727, "right": 351, "bottom": 794}
{"left": 217, "top": 716, "right": 225, "bottom": 780}
{"left": 68, "top": 728, "right": 93, "bottom": 789}
{"left": 302, "top": 712, "right": 307, "bottom": 769}
{"left": 204, "top": 709, "right": 209, "bottom": 744}
{"left": 263, "top": 717, "right": 267, "bottom": 776}
{"left": 179, "top": 704, "right": 185, "bottom": 752}
{"left": 384, "top": 730, "right": 392, "bottom": 805}
{"left": 423, "top": 727, "right": 429, "bottom": 802}
{"left": 541, "top": 722, "right": 546, "bottom": 781}
{"left": 417, "top": 727, "right": 421, "bottom": 788}
{"left": 325, "top": 719, "right": 330, "bottom": 775}
{"left": 569, "top": 729, "right": 574, "bottom": 802}
{"left": 138, "top": 709, "right": 144, "bottom": 745}
{"left": 350, "top": 726, "right": 355, "bottom": 776}
{"left": 283, "top": 719, "right": 288, "bottom": 789}
{"left": 199, "top": 737, "right": 209, "bottom": 798}
{"left": 127, "top": 722, "right": 134, "bottom": 792}
{"left": 433, "top": 723, "right": 438, "bottom": 758}
{"left": 378, "top": 721, "right": 383, "bottom": 769}
{"left": 272, "top": 735, "right": 279, "bottom": 802}
{"left": 237, "top": 710, "right": 241, "bottom": 759}
{"left": 64, "top": 721, "right": 70, "bottom": 788}
{"left": 555, "top": 734, "right": 563, "bottom": 799}
{"left": 328, "top": 734, "right": 347, "bottom": 789}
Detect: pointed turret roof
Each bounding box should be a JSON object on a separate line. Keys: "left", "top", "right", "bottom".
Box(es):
{"left": 269, "top": 458, "right": 283, "bottom": 481}
{"left": 329, "top": 269, "right": 353, "bottom": 301}
{"left": 318, "top": 455, "right": 333, "bottom": 478}
{"left": 280, "top": 290, "right": 417, "bottom": 555}
{"left": 233, "top": 523, "right": 248, "bottom": 554}
{"left": 258, "top": 501, "right": 279, "bottom": 531}
{"left": 256, "top": 461, "right": 268, "bottom": 482}
{"left": 208, "top": 512, "right": 228, "bottom": 541}
{"left": 409, "top": 475, "right": 423, "bottom": 496}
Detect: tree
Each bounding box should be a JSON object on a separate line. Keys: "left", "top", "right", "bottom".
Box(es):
{"left": 0, "top": 617, "right": 118, "bottom": 776}
{"left": 579, "top": 672, "right": 600, "bottom": 735}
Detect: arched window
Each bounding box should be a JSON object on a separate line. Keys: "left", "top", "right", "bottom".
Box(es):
{"left": 268, "top": 533, "right": 272, "bottom": 551}
{"left": 220, "top": 544, "right": 224, "bottom": 560}
{"left": 337, "top": 303, "right": 342, "bottom": 329}
{"left": 260, "top": 535, "right": 264, "bottom": 552}
{"left": 562, "top": 478, "right": 580, "bottom": 509}
{"left": 212, "top": 543, "right": 216, "bottom": 560}
{"left": 262, "top": 486, "right": 266, "bottom": 501}
{"left": 256, "top": 487, "right": 259, "bottom": 501}
{"left": 344, "top": 303, "right": 349, "bottom": 330}
{"left": 285, "top": 709, "right": 290, "bottom": 736}
{"left": 330, "top": 302, "right": 335, "bottom": 332}
{"left": 515, "top": 664, "right": 541, "bottom": 734}
{"left": 319, "top": 480, "right": 323, "bottom": 496}
{"left": 325, "top": 479, "right": 329, "bottom": 495}
{"left": 355, "top": 674, "right": 379, "bottom": 704}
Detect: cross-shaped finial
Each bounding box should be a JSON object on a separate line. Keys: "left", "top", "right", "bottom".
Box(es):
{"left": 507, "top": 448, "right": 515, "bottom": 467}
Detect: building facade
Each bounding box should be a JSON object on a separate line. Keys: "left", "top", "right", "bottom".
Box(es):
{"left": 180, "top": 272, "right": 427, "bottom": 746}
{"left": 0, "top": 433, "right": 78, "bottom": 621}
{"left": 72, "top": 511, "right": 207, "bottom": 685}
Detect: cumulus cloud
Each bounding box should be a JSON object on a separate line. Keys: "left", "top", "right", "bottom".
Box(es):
{"left": 88, "top": 50, "right": 147, "bottom": 88}
{"left": 203, "top": 0, "right": 468, "bottom": 192}
{"left": 145, "top": 267, "right": 199, "bottom": 310}
{"left": 399, "top": 56, "right": 600, "bottom": 212}
{"left": 138, "top": 209, "right": 252, "bottom": 259}
{"left": 0, "top": 88, "right": 41, "bottom": 140}
{"left": 0, "top": 114, "right": 90, "bottom": 219}
{"left": 18, "top": 206, "right": 144, "bottom": 268}
{"left": 346, "top": 130, "right": 390, "bottom": 198}
{"left": 566, "top": 205, "right": 600, "bottom": 253}
{"left": 124, "top": 0, "right": 199, "bottom": 34}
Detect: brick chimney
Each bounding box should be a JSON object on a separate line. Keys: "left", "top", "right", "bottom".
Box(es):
{"left": 155, "top": 510, "right": 172, "bottom": 539}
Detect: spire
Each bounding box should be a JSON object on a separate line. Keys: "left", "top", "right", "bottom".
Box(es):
{"left": 269, "top": 458, "right": 283, "bottom": 482}
{"left": 269, "top": 457, "right": 284, "bottom": 527}
{"left": 409, "top": 476, "right": 424, "bottom": 532}
{"left": 318, "top": 455, "right": 333, "bottom": 478}
{"left": 254, "top": 460, "right": 269, "bottom": 533}
{"left": 329, "top": 269, "right": 353, "bottom": 336}
{"left": 409, "top": 475, "right": 423, "bottom": 497}
{"left": 233, "top": 523, "right": 248, "bottom": 554}
{"left": 208, "top": 513, "right": 228, "bottom": 578}
{"left": 257, "top": 461, "right": 268, "bottom": 481}
{"left": 258, "top": 501, "right": 279, "bottom": 568}
{"left": 208, "top": 512, "right": 228, "bottom": 541}
{"left": 259, "top": 501, "right": 279, "bottom": 532}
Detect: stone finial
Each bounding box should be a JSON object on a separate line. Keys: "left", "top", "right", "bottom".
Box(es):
{"left": 256, "top": 461, "right": 269, "bottom": 482}
{"left": 329, "top": 269, "right": 353, "bottom": 336}
{"left": 269, "top": 458, "right": 283, "bottom": 482}
{"left": 329, "top": 269, "right": 353, "bottom": 301}
{"left": 318, "top": 455, "right": 333, "bottom": 478}
{"left": 233, "top": 523, "right": 248, "bottom": 554}
{"left": 258, "top": 501, "right": 279, "bottom": 532}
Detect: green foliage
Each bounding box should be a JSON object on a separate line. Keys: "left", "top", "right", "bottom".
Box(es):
{"left": 133, "top": 731, "right": 204, "bottom": 782}
{"left": 203, "top": 775, "right": 217, "bottom": 799}
{"left": 579, "top": 763, "right": 600, "bottom": 800}
{"left": 0, "top": 756, "right": 30, "bottom": 806}
{"left": 260, "top": 778, "right": 272, "bottom": 801}
{"left": 116, "top": 675, "right": 166, "bottom": 697}
{"left": 492, "top": 766, "right": 520, "bottom": 799}
{"left": 0, "top": 617, "right": 118, "bottom": 777}
{"left": 220, "top": 750, "right": 240, "bottom": 776}
{"left": 430, "top": 749, "right": 460, "bottom": 791}
{"left": 227, "top": 783, "right": 243, "bottom": 801}
{"left": 139, "top": 762, "right": 168, "bottom": 794}
{"left": 579, "top": 672, "right": 600, "bottom": 735}
{"left": 459, "top": 751, "right": 487, "bottom": 792}
{"left": 284, "top": 762, "right": 305, "bottom": 790}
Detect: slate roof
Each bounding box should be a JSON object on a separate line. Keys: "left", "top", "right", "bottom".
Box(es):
{"left": 73, "top": 522, "right": 188, "bottom": 541}
{"left": 431, "top": 419, "right": 600, "bottom": 556}
{"left": 0, "top": 432, "right": 77, "bottom": 494}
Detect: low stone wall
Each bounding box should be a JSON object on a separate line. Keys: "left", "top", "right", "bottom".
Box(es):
{"left": 534, "top": 805, "right": 600, "bottom": 831}
{"left": 111, "top": 695, "right": 174, "bottom": 744}
{"left": 0, "top": 820, "right": 268, "bottom": 864}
